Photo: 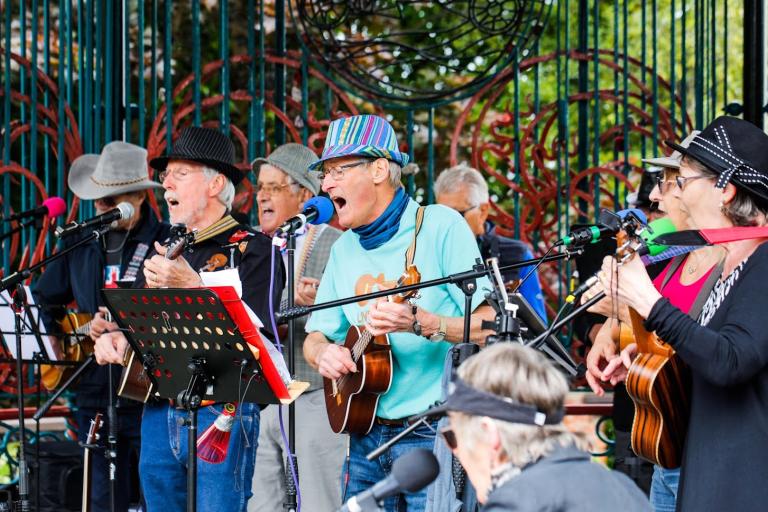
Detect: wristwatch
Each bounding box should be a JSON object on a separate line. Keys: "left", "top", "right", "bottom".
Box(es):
{"left": 411, "top": 305, "right": 423, "bottom": 336}
{"left": 429, "top": 316, "right": 447, "bottom": 342}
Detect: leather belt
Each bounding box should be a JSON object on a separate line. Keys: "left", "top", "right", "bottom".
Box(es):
{"left": 374, "top": 416, "right": 414, "bottom": 427}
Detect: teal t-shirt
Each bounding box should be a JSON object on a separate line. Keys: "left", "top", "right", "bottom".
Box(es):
{"left": 305, "top": 199, "right": 491, "bottom": 419}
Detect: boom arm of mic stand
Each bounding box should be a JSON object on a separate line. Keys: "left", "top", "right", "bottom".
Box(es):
{"left": 0, "top": 226, "right": 110, "bottom": 292}
{"left": 525, "top": 291, "right": 606, "bottom": 350}
{"left": 365, "top": 417, "right": 430, "bottom": 461}
{"left": 277, "top": 250, "right": 579, "bottom": 322}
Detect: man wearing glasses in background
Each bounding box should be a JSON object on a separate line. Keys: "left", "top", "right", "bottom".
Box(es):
{"left": 249, "top": 143, "right": 345, "bottom": 512}
{"left": 434, "top": 163, "right": 547, "bottom": 321}
{"left": 302, "top": 115, "right": 495, "bottom": 511}
{"left": 34, "top": 141, "right": 171, "bottom": 511}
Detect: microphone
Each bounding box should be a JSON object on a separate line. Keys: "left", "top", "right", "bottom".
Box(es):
{"left": 556, "top": 208, "right": 647, "bottom": 247}
{"left": 54, "top": 202, "right": 135, "bottom": 238}
{"left": 275, "top": 196, "right": 334, "bottom": 236}
{"left": 566, "top": 216, "right": 676, "bottom": 302}
{"left": 3, "top": 196, "right": 67, "bottom": 222}
{"left": 338, "top": 449, "right": 439, "bottom": 512}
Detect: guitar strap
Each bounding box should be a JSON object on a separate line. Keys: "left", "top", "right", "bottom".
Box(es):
{"left": 404, "top": 206, "right": 427, "bottom": 270}
{"left": 659, "top": 254, "right": 725, "bottom": 318}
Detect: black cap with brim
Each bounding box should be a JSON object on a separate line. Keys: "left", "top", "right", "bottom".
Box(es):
{"left": 411, "top": 377, "right": 564, "bottom": 427}
{"left": 665, "top": 117, "right": 768, "bottom": 208}
{"left": 149, "top": 127, "right": 246, "bottom": 185}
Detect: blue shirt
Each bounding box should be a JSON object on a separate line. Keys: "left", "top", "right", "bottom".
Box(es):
{"left": 306, "top": 200, "right": 490, "bottom": 418}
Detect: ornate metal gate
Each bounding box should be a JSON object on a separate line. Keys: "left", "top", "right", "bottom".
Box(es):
{"left": 0, "top": 0, "right": 762, "bottom": 349}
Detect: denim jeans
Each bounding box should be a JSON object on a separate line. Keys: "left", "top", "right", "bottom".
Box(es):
{"left": 650, "top": 465, "right": 680, "bottom": 512}
{"left": 75, "top": 406, "right": 143, "bottom": 512}
{"left": 139, "top": 401, "right": 260, "bottom": 512}
{"left": 343, "top": 420, "right": 438, "bottom": 512}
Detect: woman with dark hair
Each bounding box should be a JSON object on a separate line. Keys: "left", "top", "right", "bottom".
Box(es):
{"left": 598, "top": 116, "right": 768, "bottom": 512}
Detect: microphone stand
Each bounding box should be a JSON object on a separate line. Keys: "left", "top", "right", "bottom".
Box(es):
{"left": 283, "top": 232, "right": 299, "bottom": 512}
{"left": 277, "top": 251, "right": 579, "bottom": 323}
{"left": 10, "top": 286, "right": 31, "bottom": 511}
{"left": 0, "top": 216, "right": 45, "bottom": 244}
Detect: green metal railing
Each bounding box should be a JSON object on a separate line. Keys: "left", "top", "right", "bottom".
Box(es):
{"left": 0, "top": 0, "right": 758, "bottom": 319}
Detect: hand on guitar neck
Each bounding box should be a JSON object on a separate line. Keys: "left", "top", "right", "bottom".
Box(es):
{"left": 89, "top": 307, "right": 117, "bottom": 341}
{"left": 142, "top": 240, "right": 202, "bottom": 289}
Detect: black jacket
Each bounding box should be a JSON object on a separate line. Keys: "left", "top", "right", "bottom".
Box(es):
{"left": 33, "top": 202, "right": 171, "bottom": 408}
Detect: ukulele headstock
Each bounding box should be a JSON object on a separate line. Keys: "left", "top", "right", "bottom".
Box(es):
{"left": 391, "top": 265, "right": 422, "bottom": 304}
{"left": 165, "top": 224, "right": 197, "bottom": 261}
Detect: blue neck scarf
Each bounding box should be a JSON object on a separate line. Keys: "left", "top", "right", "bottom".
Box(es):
{"left": 353, "top": 187, "right": 410, "bottom": 250}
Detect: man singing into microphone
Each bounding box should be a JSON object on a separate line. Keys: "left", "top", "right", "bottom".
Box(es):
{"left": 33, "top": 141, "right": 170, "bottom": 511}
{"left": 250, "top": 143, "right": 345, "bottom": 511}
{"left": 303, "top": 115, "right": 495, "bottom": 511}
{"left": 93, "top": 127, "right": 284, "bottom": 511}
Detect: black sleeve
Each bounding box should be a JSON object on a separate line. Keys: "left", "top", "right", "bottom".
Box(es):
{"left": 238, "top": 234, "right": 285, "bottom": 342}
{"left": 32, "top": 251, "right": 74, "bottom": 333}
{"left": 644, "top": 256, "right": 768, "bottom": 387}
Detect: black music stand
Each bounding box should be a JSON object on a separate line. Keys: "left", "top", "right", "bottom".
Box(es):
{"left": 102, "top": 286, "right": 305, "bottom": 512}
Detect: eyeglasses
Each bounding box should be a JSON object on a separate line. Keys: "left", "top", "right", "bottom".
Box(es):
{"left": 256, "top": 182, "right": 293, "bottom": 196}
{"left": 317, "top": 159, "right": 373, "bottom": 182}
{"left": 456, "top": 205, "right": 479, "bottom": 216}
{"left": 439, "top": 425, "right": 457, "bottom": 450}
{"left": 159, "top": 167, "right": 204, "bottom": 182}
{"left": 675, "top": 174, "right": 708, "bottom": 190}
{"left": 654, "top": 174, "right": 676, "bottom": 194}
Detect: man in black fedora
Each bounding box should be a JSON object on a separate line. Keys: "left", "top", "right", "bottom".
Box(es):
{"left": 93, "top": 126, "right": 284, "bottom": 511}
{"left": 33, "top": 140, "right": 170, "bottom": 512}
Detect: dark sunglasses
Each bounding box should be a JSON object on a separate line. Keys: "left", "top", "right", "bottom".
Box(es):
{"left": 439, "top": 425, "right": 457, "bottom": 450}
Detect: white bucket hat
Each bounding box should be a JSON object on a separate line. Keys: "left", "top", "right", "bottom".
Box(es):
{"left": 68, "top": 141, "right": 163, "bottom": 200}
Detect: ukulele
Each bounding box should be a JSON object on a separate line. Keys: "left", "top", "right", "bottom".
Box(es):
{"left": 323, "top": 265, "right": 421, "bottom": 435}
{"left": 81, "top": 412, "right": 104, "bottom": 512}
{"left": 117, "top": 225, "right": 196, "bottom": 402}
{"left": 40, "top": 312, "right": 95, "bottom": 390}
{"left": 611, "top": 230, "right": 691, "bottom": 469}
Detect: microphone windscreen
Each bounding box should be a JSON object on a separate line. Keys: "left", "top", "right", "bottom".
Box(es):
{"left": 640, "top": 217, "right": 677, "bottom": 256}
{"left": 617, "top": 208, "right": 648, "bottom": 225}
{"left": 116, "top": 202, "right": 135, "bottom": 220}
{"left": 391, "top": 449, "right": 440, "bottom": 493}
{"left": 306, "top": 196, "right": 334, "bottom": 225}
{"left": 42, "top": 196, "right": 67, "bottom": 218}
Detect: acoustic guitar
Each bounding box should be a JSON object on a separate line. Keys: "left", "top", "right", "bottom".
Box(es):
{"left": 81, "top": 412, "right": 104, "bottom": 512}
{"left": 323, "top": 265, "right": 421, "bottom": 435}
{"left": 611, "top": 226, "right": 691, "bottom": 469}
{"left": 625, "top": 308, "right": 691, "bottom": 469}
{"left": 40, "top": 312, "right": 95, "bottom": 390}
{"left": 117, "top": 225, "right": 195, "bottom": 402}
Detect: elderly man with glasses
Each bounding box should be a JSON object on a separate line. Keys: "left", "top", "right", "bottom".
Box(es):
{"left": 303, "top": 115, "right": 495, "bottom": 511}
{"left": 249, "top": 143, "right": 345, "bottom": 512}
{"left": 434, "top": 163, "right": 547, "bottom": 321}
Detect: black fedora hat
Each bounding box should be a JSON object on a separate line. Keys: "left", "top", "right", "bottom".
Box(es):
{"left": 665, "top": 116, "right": 768, "bottom": 206}
{"left": 150, "top": 127, "right": 245, "bottom": 185}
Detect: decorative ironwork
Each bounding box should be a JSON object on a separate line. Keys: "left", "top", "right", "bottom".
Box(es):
{"left": 293, "top": 0, "right": 550, "bottom": 104}
{"left": 450, "top": 49, "right": 692, "bottom": 314}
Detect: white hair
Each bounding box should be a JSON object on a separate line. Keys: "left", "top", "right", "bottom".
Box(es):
{"left": 387, "top": 160, "right": 402, "bottom": 188}
{"left": 452, "top": 344, "right": 589, "bottom": 468}
{"left": 434, "top": 163, "right": 489, "bottom": 206}
{"left": 202, "top": 167, "right": 235, "bottom": 210}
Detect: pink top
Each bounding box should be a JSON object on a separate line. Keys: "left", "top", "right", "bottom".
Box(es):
{"left": 652, "top": 257, "right": 716, "bottom": 315}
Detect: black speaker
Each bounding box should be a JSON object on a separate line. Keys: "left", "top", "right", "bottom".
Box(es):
{"left": 28, "top": 440, "right": 83, "bottom": 512}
